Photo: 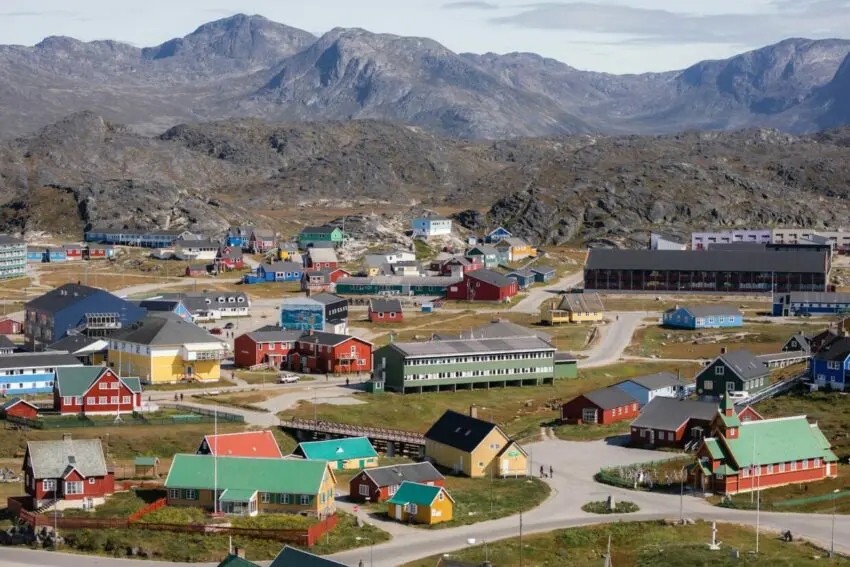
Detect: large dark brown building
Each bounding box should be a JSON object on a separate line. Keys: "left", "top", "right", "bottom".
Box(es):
{"left": 583, "top": 249, "right": 829, "bottom": 294}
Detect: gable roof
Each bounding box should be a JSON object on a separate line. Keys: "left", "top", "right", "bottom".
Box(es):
{"left": 668, "top": 304, "right": 742, "bottom": 317}
{"left": 467, "top": 245, "right": 499, "bottom": 256}
{"left": 359, "top": 462, "right": 445, "bottom": 488}
{"left": 26, "top": 437, "right": 108, "bottom": 479}
{"left": 269, "top": 546, "right": 347, "bottom": 567}
{"left": 47, "top": 335, "right": 107, "bottom": 354}
{"left": 369, "top": 298, "right": 403, "bottom": 313}
{"left": 617, "top": 372, "right": 689, "bottom": 392}
{"left": 308, "top": 248, "right": 339, "bottom": 263}
{"left": 217, "top": 554, "right": 259, "bottom": 567}
{"left": 244, "top": 330, "right": 305, "bottom": 344}
{"left": 262, "top": 261, "right": 304, "bottom": 273}
{"left": 557, "top": 292, "right": 605, "bottom": 313}
{"left": 0, "top": 335, "right": 15, "bottom": 350}
{"left": 25, "top": 283, "right": 105, "bottom": 313}
{"left": 386, "top": 335, "right": 554, "bottom": 358}
{"left": 783, "top": 334, "right": 812, "bottom": 352}
{"left": 581, "top": 386, "right": 637, "bottom": 410}
{"left": 55, "top": 367, "right": 142, "bottom": 397}
{"left": 424, "top": 410, "right": 502, "bottom": 453}
{"left": 165, "top": 454, "right": 329, "bottom": 494}
{"left": 251, "top": 228, "right": 275, "bottom": 239}
{"left": 200, "top": 431, "right": 283, "bottom": 458}
{"left": 110, "top": 312, "right": 224, "bottom": 346}
{"left": 309, "top": 292, "right": 346, "bottom": 306}
{"left": 466, "top": 269, "right": 514, "bottom": 288}
{"left": 530, "top": 265, "right": 555, "bottom": 275}
{"left": 630, "top": 397, "right": 718, "bottom": 431}
{"left": 301, "top": 226, "right": 340, "bottom": 235}
{"left": 387, "top": 481, "right": 453, "bottom": 507}
{"left": 0, "top": 352, "right": 83, "bottom": 371}
{"left": 0, "top": 397, "right": 39, "bottom": 412}
{"left": 506, "top": 268, "right": 534, "bottom": 278}
{"left": 718, "top": 416, "right": 838, "bottom": 470}
{"left": 436, "top": 320, "right": 552, "bottom": 343}
{"left": 296, "top": 437, "right": 377, "bottom": 461}
{"left": 812, "top": 336, "right": 850, "bottom": 361}
{"left": 297, "top": 332, "right": 370, "bottom": 347}
{"left": 714, "top": 349, "right": 768, "bottom": 380}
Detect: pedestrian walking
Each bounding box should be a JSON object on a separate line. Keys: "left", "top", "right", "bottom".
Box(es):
{"left": 549, "top": 465, "right": 554, "bottom": 478}
{"left": 540, "top": 465, "right": 545, "bottom": 478}
{"left": 180, "top": 393, "right": 184, "bottom": 401}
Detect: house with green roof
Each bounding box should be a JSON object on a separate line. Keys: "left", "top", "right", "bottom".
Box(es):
{"left": 387, "top": 481, "right": 454, "bottom": 525}
{"left": 53, "top": 367, "right": 142, "bottom": 416}
{"left": 293, "top": 436, "right": 378, "bottom": 470}
{"left": 164, "top": 454, "right": 336, "bottom": 517}
{"left": 692, "top": 394, "right": 839, "bottom": 495}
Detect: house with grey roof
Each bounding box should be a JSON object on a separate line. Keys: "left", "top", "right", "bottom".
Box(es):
{"left": 349, "top": 462, "right": 445, "bottom": 503}
{"left": 23, "top": 435, "right": 114, "bottom": 509}
{"left": 368, "top": 298, "right": 403, "bottom": 323}
{"left": 696, "top": 349, "right": 771, "bottom": 400}
{"left": 446, "top": 269, "right": 519, "bottom": 302}
{"left": 561, "top": 386, "right": 639, "bottom": 425}
{"left": 614, "top": 372, "right": 692, "bottom": 407}
{"left": 629, "top": 397, "right": 719, "bottom": 448}
{"left": 662, "top": 304, "right": 743, "bottom": 329}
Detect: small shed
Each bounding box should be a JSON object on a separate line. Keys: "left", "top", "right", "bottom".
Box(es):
{"left": 186, "top": 264, "right": 209, "bottom": 277}
{"left": 0, "top": 397, "right": 39, "bottom": 419}
{"left": 134, "top": 456, "right": 161, "bottom": 478}
{"left": 0, "top": 318, "right": 22, "bottom": 335}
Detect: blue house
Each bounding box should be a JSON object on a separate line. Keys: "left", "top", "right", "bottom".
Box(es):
{"left": 662, "top": 305, "right": 743, "bottom": 330}
{"left": 244, "top": 261, "right": 303, "bottom": 284}
{"left": 505, "top": 268, "right": 535, "bottom": 290}
{"left": 225, "top": 226, "right": 253, "bottom": 248}
{"left": 24, "top": 283, "right": 147, "bottom": 351}
{"left": 0, "top": 352, "right": 84, "bottom": 394}
{"left": 810, "top": 336, "right": 850, "bottom": 392}
{"left": 772, "top": 292, "right": 850, "bottom": 317}
{"left": 531, "top": 266, "right": 555, "bottom": 283}
{"left": 26, "top": 247, "right": 46, "bottom": 263}
{"left": 486, "top": 226, "right": 512, "bottom": 243}
{"left": 45, "top": 247, "right": 67, "bottom": 263}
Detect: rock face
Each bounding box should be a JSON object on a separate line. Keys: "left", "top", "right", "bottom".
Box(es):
{"left": 5, "top": 112, "right": 850, "bottom": 244}
{"left": 3, "top": 15, "right": 850, "bottom": 139}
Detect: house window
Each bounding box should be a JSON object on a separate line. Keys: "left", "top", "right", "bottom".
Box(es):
{"left": 122, "top": 396, "right": 131, "bottom": 404}
{"left": 726, "top": 382, "right": 735, "bottom": 392}
{"left": 261, "top": 492, "right": 271, "bottom": 504}
{"left": 99, "top": 397, "right": 106, "bottom": 404}
{"left": 632, "top": 403, "right": 638, "bottom": 411}
{"left": 88, "top": 478, "right": 95, "bottom": 485}
{"left": 43, "top": 479, "right": 56, "bottom": 491}
{"left": 803, "top": 459, "right": 809, "bottom": 469}
{"left": 405, "top": 503, "right": 418, "bottom": 515}
{"left": 63, "top": 396, "right": 73, "bottom": 406}
{"left": 715, "top": 366, "right": 725, "bottom": 376}
{"left": 87, "top": 397, "right": 96, "bottom": 405}
{"left": 65, "top": 481, "right": 84, "bottom": 495}
{"left": 281, "top": 494, "right": 291, "bottom": 504}
{"left": 742, "top": 468, "right": 749, "bottom": 478}
{"left": 582, "top": 408, "right": 598, "bottom": 423}
{"left": 778, "top": 463, "right": 785, "bottom": 473}
{"left": 359, "top": 485, "right": 370, "bottom": 497}
{"left": 169, "top": 489, "right": 180, "bottom": 500}
{"left": 110, "top": 396, "right": 119, "bottom": 404}
{"left": 300, "top": 495, "right": 310, "bottom": 505}
{"left": 704, "top": 380, "right": 713, "bottom": 391}
{"left": 814, "top": 458, "right": 820, "bottom": 468}
{"left": 791, "top": 460, "right": 797, "bottom": 471}
{"left": 766, "top": 464, "right": 773, "bottom": 474}
{"left": 438, "top": 491, "right": 444, "bottom": 501}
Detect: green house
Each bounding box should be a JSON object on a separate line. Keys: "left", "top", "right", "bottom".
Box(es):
{"left": 299, "top": 226, "right": 343, "bottom": 246}
{"left": 293, "top": 436, "right": 379, "bottom": 470}
{"left": 554, "top": 353, "right": 578, "bottom": 378}
{"left": 695, "top": 349, "right": 770, "bottom": 400}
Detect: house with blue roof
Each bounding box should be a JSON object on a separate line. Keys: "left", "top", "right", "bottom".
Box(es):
{"left": 292, "top": 436, "right": 378, "bottom": 470}
{"left": 810, "top": 336, "right": 850, "bottom": 391}
{"left": 662, "top": 305, "right": 743, "bottom": 330}
{"left": 486, "top": 226, "right": 512, "bottom": 243}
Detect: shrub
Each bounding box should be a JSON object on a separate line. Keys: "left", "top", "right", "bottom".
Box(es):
{"left": 581, "top": 500, "right": 640, "bottom": 514}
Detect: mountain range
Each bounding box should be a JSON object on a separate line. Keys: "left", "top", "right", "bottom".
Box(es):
{"left": 2, "top": 14, "right": 850, "bottom": 139}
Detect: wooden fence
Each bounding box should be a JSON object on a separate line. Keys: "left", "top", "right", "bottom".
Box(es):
{"left": 128, "top": 497, "right": 166, "bottom": 522}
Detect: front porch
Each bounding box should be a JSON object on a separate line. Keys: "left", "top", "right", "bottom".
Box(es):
{"left": 218, "top": 489, "right": 258, "bottom": 516}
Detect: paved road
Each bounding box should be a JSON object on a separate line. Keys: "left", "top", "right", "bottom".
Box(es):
{"left": 510, "top": 271, "right": 583, "bottom": 314}
{"left": 577, "top": 312, "right": 649, "bottom": 368}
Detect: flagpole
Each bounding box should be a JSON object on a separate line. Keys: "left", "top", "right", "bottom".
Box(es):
{"left": 755, "top": 429, "right": 760, "bottom": 554}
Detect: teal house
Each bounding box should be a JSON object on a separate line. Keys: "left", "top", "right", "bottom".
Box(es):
{"left": 293, "top": 436, "right": 378, "bottom": 470}
{"left": 299, "top": 226, "right": 344, "bottom": 247}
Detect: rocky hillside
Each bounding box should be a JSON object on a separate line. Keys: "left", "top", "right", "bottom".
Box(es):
{"left": 4, "top": 112, "right": 850, "bottom": 245}
{"left": 3, "top": 15, "right": 850, "bottom": 139}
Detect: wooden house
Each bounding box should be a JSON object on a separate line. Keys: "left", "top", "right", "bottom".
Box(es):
{"left": 541, "top": 292, "right": 604, "bottom": 324}
{"left": 349, "top": 462, "right": 444, "bottom": 503}
{"left": 531, "top": 266, "right": 555, "bottom": 283}
{"left": 0, "top": 317, "right": 22, "bottom": 335}
{"left": 293, "top": 436, "right": 378, "bottom": 470}
{"left": 196, "top": 431, "right": 284, "bottom": 459}
{"left": 53, "top": 367, "right": 142, "bottom": 416}
{"left": 695, "top": 349, "right": 770, "bottom": 400}
{"left": 445, "top": 270, "right": 518, "bottom": 302}
{"left": 134, "top": 456, "right": 160, "bottom": 478}
{"left": 561, "top": 386, "right": 638, "bottom": 425}
{"left": 368, "top": 298, "right": 404, "bottom": 323}
{"left": 387, "top": 481, "right": 454, "bottom": 525}
{"left": 0, "top": 397, "right": 39, "bottom": 419}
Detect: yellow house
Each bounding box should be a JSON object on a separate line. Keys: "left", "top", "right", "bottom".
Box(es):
{"left": 293, "top": 436, "right": 379, "bottom": 470}
{"left": 541, "top": 292, "right": 605, "bottom": 325}
{"left": 165, "top": 454, "right": 337, "bottom": 517}
{"left": 495, "top": 237, "right": 537, "bottom": 262}
{"left": 107, "top": 312, "right": 228, "bottom": 384}
{"left": 387, "top": 481, "right": 454, "bottom": 525}
{"left": 424, "top": 408, "right": 529, "bottom": 478}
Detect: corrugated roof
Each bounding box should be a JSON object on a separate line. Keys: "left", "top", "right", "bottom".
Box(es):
{"left": 667, "top": 304, "right": 743, "bottom": 317}
{"left": 387, "top": 481, "right": 451, "bottom": 507}
{"left": 360, "top": 462, "right": 445, "bottom": 488}
{"left": 631, "top": 397, "right": 717, "bottom": 431}
{"left": 55, "top": 367, "right": 142, "bottom": 397}
{"left": 308, "top": 248, "right": 339, "bottom": 263}
{"left": 788, "top": 291, "right": 850, "bottom": 304}
{"left": 0, "top": 397, "right": 38, "bottom": 411}
{"left": 581, "top": 386, "right": 637, "bottom": 410}
{"left": 296, "top": 437, "right": 377, "bottom": 461}
{"left": 467, "top": 269, "right": 514, "bottom": 288}
{"left": 722, "top": 417, "right": 839, "bottom": 469}
{"left": 530, "top": 265, "right": 555, "bottom": 275}
{"left": 165, "top": 454, "right": 328, "bottom": 494}
{"left": 263, "top": 261, "right": 303, "bottom": 273}
{"left": 585, "top": 249, "right": 828, "bottom": 274}
{"left": 437, "top": 321, "right": 551, "bottom": 343}
{"left": 618, "top": 372, "right": 688, "bottom": 391}
{"left": 0, "top": 352, "right": 83, "bottom": 371}
{"left": 388, "top": 335, "right": 554, "bottom": 357}
{"left": 201, "top": 431, "right": 283, "bottom": 459}
{"left": 369, "top": 298, "right": 403, "bottom": 313}
{"left": 558, "top": 293, "right": 605, "bottom": 313}
{"left": 47, "top": 335, "right": 106, "bottom": 354}
{"left": 309, "top": 292, "right": 346, "bottom": 306}
{"left": 110, "top": 312, "right": 225, "bottom": 346}
{"left": 27, "top": 437, "right": 108, "bottom": 479}
{"left": 244, "top": 330, "right": 304, "bottom": 343}
{"left": 424, "top": 410, "right": 499, "bottom": 453}
{"left": 717, "top": 349, "right": 768, "bottom": 380}
{"left": 25, "top": 283, "right": 104, "bottom": 313}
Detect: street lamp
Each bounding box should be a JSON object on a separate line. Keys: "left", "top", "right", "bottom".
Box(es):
{"left": 355, "top": 536, "right": 373, "bottom": 567}
{"left": 679, "top": 464, "right": 688, "bottom": 522}
{"left": 831, "top": 488, "right": 840, "bottom": 558}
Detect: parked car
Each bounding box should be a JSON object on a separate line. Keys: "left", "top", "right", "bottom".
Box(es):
{"left": 728, "top": 391, "right": 749, "bottom": 401}
{"left": 224, "top": 322, "right": 235, "bottom": 329}
{"left": 277, "top": 373, "right": 300, "bottom": 384}
{"left": 209, "top": 328, "right": 223, "bottom": 335}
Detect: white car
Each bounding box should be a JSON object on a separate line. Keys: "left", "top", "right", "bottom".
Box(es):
{"left": 728, "top": 391, "right": 749, "bottom": 401}
{"left": 277, "top": 373, "right": 300, "bottom": 384}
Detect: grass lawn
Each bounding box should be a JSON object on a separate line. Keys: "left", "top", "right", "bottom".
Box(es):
{"left": 281, "top": 362, "right": 701, "bottom": 442}
{"left": 598, "top": 457, "right": 693, "bottom": 492}
{"left": 627, "top": 322, "right": 825, "bottom": 359}
{"left": 600, "top": 294, "right": 772, "bottom": 315}
{"left": 64, "top": 489, "right": 166, "bottom": 518}
{"left": 137, "top": 505, "right": 209, "bottom": 525}
{"left": 430, "top": 476, "right": 549, "bottom": 529}
{"left": 553, "top": 421, "right": 631, "bottom": 441}
{"left": 400, "top": 520, "right": 849, "bottom": 567}
{"left": 234, "top": 370, "right": 317, "bottom": 385}
{"left": 144, "top": 378, "right": 236, "bottom": 391}
{"left": 712, "top": 466, "right": 850, "bottom": 514}
{"left": 757, "top": 388, "right": 850, "bottom": 460}
{"left": 192, "top": 390, "right": 281, "bottom": 412}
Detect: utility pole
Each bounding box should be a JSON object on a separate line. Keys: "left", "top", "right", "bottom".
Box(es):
{"left": 519, "top": 507, "right": 523, "bottom": 567}
{"left": 603, "top": 534, "right": 612, "bottom": 567}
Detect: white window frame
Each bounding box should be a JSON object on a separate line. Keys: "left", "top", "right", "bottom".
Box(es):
{"left": 88, "top": 478, "right": 95, "bottom": 485}
{"left": 261, "top": 492, "right": 271, "bottom": 504}
{"left": 43, "top": 479, "right": 56, "bottom": 491}
{"left": 169, "top": 488, "right": 180, "bottom": 499}
{"left": 122, "top": 396, "right": 131, "bottom": 404}
{"left": 64, "top": 481, "right": 84, "bottom": 495}
{"left": 300, "top": 495, "right": 310, "bottom": 505}
{"left": 359, "top": 484, "right": 370, "bottom": 497}
{"left": 715, "top": 366, "right": 725, "bottom": 376}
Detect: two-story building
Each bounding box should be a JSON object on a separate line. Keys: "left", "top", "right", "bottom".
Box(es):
{"left": 225, "top": 226, "right": 253, "bottom": 248}
{"left": 695, "top": 349, "right": 771, "bottom": 400}
{"left": 485, "top": 227, "right": 512, "bottom": 243}
{"left": 810, "top": 335, "right": 850, "bottom": 391}
{"left": 234, "top": 330, "right": 304, "bottom": 369}
{"left": 248, "top": 229, "right": 276, "bottom": 253}
{"left": 614, "top": 372, "right": 691, "bottom": 407}
{"left": 301, "top": 267, "right": 350, "bottom": 293}
{"left": 412, "top": 215, "right": 452, "bottom": 238}
{"left": 494, "top": 237, "right": 536, "bottom": 263}
{"left": 290, "top": 332, "right": 372, "bottom": 375}
{"left": 53, "top": 367, "right": 142, "bottom": 415}
{"left": 445, "top": 270, "right": 519, "bottom": 302}
{"left": 299, "top": 226, "right": 344, "bottom": 248}
{"left": 281, "top": 293, "right": 348, "bottom": 334}
{"left": 24, "top": 284, "right": 146, "bottom": 351}
{"left": 108, "top": 312, "right": 228, "bottom": 384}
{"left": 0, "top": 235, "right": 26, "bottom": 280}
{"left": 305, "top": 248, "right": 339, "bottom": 271}
{"left": 663, "top": 305, "right": 744, "bottom": 330}
{"left": 465, "top": 245, "right": 500, "bottom": 269}
{"left": 349, "top": 462, "right": 444, "bottom": 503}
{"left": 84, "top": 227, "right": 198, "bottom": 248}
{"left": 0, "top": 352, "right": 83, "bottom": 395}
{"left": 174, "top": 239, "right": 219, "bottom": 262}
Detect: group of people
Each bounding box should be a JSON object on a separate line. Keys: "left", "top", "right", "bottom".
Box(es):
{"left": 539, "top": 464, "right": 554, "bottom": 478}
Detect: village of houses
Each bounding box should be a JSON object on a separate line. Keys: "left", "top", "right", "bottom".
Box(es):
{"left": 0, "top": 220, "right": 848, "bottom": 566}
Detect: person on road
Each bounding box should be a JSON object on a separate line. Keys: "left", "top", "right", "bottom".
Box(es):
{"left": 540, "top": 465, "right": 545, "bottom": 478}
{"left": 549, "top": 465, "right": 554, "bottom": 478}
{"left": 180, "top": 393, "right": 184, "bottom": 401}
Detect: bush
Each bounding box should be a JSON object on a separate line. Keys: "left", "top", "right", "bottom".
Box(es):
{"left": 231, "top": 514, "right": 314, "bottom": 530}
{"left": 581, "top": 500, "right": 640, "bottom": 514}
{"left": 137, "top": 506, "right": 207, "bottom": 525}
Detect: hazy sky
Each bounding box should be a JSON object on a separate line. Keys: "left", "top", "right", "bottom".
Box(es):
{"left": 1, "top": 0, "right": 849, "bottom": 73}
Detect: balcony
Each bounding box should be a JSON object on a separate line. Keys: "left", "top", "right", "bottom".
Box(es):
{"left": 182, "top": 348, "right": 227, "bottom": 361}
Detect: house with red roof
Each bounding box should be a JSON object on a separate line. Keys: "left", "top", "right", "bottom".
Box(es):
{"left": 195, "top": 431, "right": 283, "bottom": 459}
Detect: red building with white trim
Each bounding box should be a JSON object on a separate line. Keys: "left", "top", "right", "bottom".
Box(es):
{"left": 290, "top": 332, "right": 372, "bottom": 374}
{"left": 368, "top": 299, "right": 404, "bottom": 323}
{"left": 196, "top": 431, "right": 283, "bottom": 458}
{"left": 446, "top": 270, "right": 518, "bottom": 302}
{"left": 561, "top": 386, "right": 639, "bottom": 425}
{"left": 0, "top": 397, "right": 39, "bottom": 419}
{"left": 53, "top": 367, "right": 142, "bottom": 416}
{"left": 233, "top": 329, "right": 303, "bottom": 368}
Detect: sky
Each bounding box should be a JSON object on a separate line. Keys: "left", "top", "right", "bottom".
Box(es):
{"left": 1, "top": 0, "right": 849, "bottom": 73}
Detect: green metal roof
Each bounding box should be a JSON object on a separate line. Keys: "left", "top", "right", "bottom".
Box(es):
{"left": 387, "top": 481, "right": 450, "bottom": 507}
{"left": 55, "top": 367, "right": 142, "bottom": 397}
{"left": 217, "top": 554, "right": 260, "bottom": 567}
{"left": 297, "top": 436, "right": 378, "bottom": 462}
{"left": 165, "top": 454, "right": 329, "bottom": 494}
{"left": 715, "top": 464, "right": 738, "bottom": 475}
{"left": 703, "top": 438, "right": 724, "bottom": 460}
{"left": 269, "top": 546, "right": 347, "bottom": 567}
{"left": 722, "top": 417, "right": 839, "bottom": 469}
{"left": 219, "top": 488, "right": 257, "bottom": 502}
{"left": 134, "top": 457, "right": 158, "bottom": 466}
{"left": 718, "top": 412, "right": 741, "bottom": 429}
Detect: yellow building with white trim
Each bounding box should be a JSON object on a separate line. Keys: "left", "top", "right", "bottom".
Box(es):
{"left": 108, "top": 312, "right": 228, "bottom": 384}
{"left": 540, "top": 292, "right": 605, "bottom": 325}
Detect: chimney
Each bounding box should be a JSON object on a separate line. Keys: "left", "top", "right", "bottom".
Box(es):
{"left": 62, "top": 433, "right": 72, "bottom": 442}
{"left": 720, "top": 347, "right": 727, "bottom": 355}
{"left": 234, "top": 547, "right": 246, "bottom": 559}
{"left": 469, "top": 405, "right": 478, "bottom": 419}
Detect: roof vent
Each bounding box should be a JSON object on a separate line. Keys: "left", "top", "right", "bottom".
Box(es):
{"left": 68, "top": 456, "right": 76, "bottom": 464}
{"left": 336, "top": 447, "right": 344, "bottom": 454}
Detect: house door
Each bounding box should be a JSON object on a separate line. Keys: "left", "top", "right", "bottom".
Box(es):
{"left": 337, "top": 461, "right": 344, "bottom": 470}
{"left": 648, "top": 430, "right": 655, "bottom": 444}
{"left": 502, "top": 459, "right": 510, "bottom": 475}
{"left": 359, "top": 460, "right": 366, "bottom": 468}
{"left": 394, "top": 504, "right": 403, "bottom": 520}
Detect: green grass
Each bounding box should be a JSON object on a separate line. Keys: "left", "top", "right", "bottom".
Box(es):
{"left": 281, "top": 362, "right": 701, "bottom": 441}
{"left": 401, "top": 520, "right": 850, "bottom": 567}
{"left": 137, "top": 505, "right": 208, "bottom": 525}
{"left": 413, "top": 240, "right": 437, "bottom": 260}
{"left": 712, "top": 466, "right": 850, "bottom": 514}
{"left": 64, "top": 489, "right": 166, "bottom": 519}
{"left": 581, "top": 500, "right": 640, "bottom": 514}
{"left": 144, "top": 378, "right": 236, "bottom": 391}
{"left": 234, "top": 370, "right": 279, "bottom": 385}
{"left": 554, "top": 421, "right": 631, "bottom": 441}
{"left": 434, "top": 476, "right": 549, "bottom": 529}
{"left": 757, "top": 388, "right": 850, "bottom": 460}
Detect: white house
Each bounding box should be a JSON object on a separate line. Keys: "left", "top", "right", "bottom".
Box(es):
{"left": 412, "top": 215, "right": 452, "bottom": 238}
{"left": 365, "top": 249, "right": 416, "bottom": 266}
{"left": 174, "top": 239, "right": 219, "bottom": 261}
{"left": 613, "top": 372, "right": 691, "bottom": 407}
{"left": 650, "top": 233, "right": 686, "bottom": 251}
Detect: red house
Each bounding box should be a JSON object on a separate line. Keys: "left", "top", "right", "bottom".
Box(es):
{"left": 561, "top": 386, "right": 639, "bottom": 425}
{"left": 248, "top": 229, "right": 276, "bottom": 253}
{"left": 85, "top": 244, "right": 113, "bottom": 259}
{"left": 290, "top": 332, "right": 372, "bottom": 374}
{"left": 302, "top": 268, "right": 350, "bottom": 293}
{"left": 368, "top": 299, "right": 404, "bottom": 323}
{"left": 0, "top": 397, "right": 39, "bottom": 419}
{"left": 305, "top": 248, "right": 339, "bottom": 271}
{"left": 196, "top": 431, "right": 283, "bottom": 458}
{"left": 439, "top": 256, "right": 483, "bottom": 276}
{"left": 62, "top": 244, "right": 83, "bottom": 261}
{"left": 216, "top": 246, "right": 244, "bottom": 271}
{"left": 349, "top": 462, "right": 445, "bottom": 503}
{"left": 446, "top": 270, "right": 518, "bottom": 302}
{"left": 0, "top": 318, "right": 22, "bottom": 335}
{"left": 233, "top": 329, "right": 303, "bottom": 368}
{"left": 53, "top": 367, "right": 142, "bottom": 416}
{"left": 23, "top": 435, "right": 114, "bottom": 509}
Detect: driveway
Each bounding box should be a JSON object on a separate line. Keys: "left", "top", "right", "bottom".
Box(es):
{"left": 510, "top": 272, "right": 583, "bottom": 314}
{"left": 576, "top": 312, "right": 649, "bottom": 368}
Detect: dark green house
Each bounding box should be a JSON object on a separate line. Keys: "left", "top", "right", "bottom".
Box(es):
{"left": 695, "top": 349, "right": 770, "bottom": 400}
